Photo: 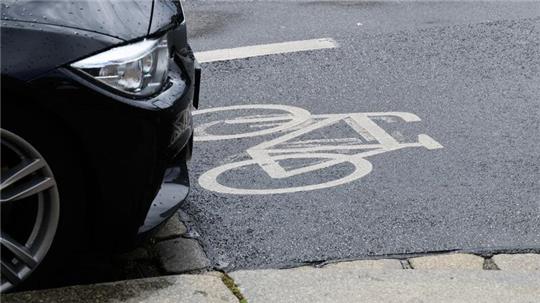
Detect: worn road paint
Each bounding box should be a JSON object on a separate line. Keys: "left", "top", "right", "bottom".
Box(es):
{"left": 194, "top": 104, "right": 443, "bottom": 195}
{"left": 194, "top": 38, "right": 338, "bottom": 63}
{"left": 194, "top": 104, "right": 311, "bottom": 141}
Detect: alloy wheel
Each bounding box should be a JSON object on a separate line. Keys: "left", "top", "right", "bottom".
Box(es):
{"left": 0, "top": 129, "right": 60, "bottom": 292}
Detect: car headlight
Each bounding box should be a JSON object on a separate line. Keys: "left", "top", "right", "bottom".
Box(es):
{"left": 71, "top": 36, "right": 170, "bottom": 97}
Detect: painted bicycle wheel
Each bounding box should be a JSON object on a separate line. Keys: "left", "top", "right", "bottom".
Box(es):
{"left": 193, "top": 104, "right": 312, "bottom": 141}
{"left": 198, "top": 153, "right": 373, "bottom": 195}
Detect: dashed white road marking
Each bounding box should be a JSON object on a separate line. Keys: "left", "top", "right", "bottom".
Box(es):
{"left": 195, "top": 38, "right": 338, "bottom": 63}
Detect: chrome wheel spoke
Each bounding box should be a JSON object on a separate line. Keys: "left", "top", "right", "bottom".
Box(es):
{"left": 1, "top": 159, "right": 46, "bottom": 191}
{"left": 1, "top": 129, "right": 60, "bottom": 292}
{"left": 0, "top": 260, "right": 21, "bottom": 285}
{"left": 0, "top": 176, "right": 55, "bottom": 204}
{"left": 1, "top": 233, "right": 38, "bottom": 269}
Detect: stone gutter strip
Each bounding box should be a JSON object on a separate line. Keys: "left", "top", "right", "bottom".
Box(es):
{"left": 152, "top": 214, "right": 213, "bottom": 274}
{"left": 3, "top": 253, "right": 540, "bottom": 303}
{"left": 408, "top": 253, "right": 485, "bottom": 269}
{"left": 492, "top": 254, "right": 540, "bottom": 271}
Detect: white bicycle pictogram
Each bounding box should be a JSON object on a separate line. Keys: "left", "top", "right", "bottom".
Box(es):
{"left": 194, "top": 104, "right": 443, "bottom": 195}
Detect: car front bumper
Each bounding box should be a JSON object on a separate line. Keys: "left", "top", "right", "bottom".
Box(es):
{"left": 28, "top": 26, "right": 200, "bottom": 249}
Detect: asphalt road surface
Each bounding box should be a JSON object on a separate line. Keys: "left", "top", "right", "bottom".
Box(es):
{"left": 181, "top": 0, "right": 540, "bottom": 270}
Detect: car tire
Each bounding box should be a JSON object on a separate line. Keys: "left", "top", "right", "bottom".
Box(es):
{"left": 1, "top": 109, "right": 88, "bottom": 292}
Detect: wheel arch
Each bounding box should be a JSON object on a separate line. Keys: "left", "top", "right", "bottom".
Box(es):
{"left": 1, "top": 76, "right": 98, "bottom": 251}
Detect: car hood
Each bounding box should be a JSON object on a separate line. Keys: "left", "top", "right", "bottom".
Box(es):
{"left": 1, "top": 0, "right": 154, "bottom": 41}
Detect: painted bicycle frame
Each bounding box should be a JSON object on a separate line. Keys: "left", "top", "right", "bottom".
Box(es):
{"left": 194, "top": 105, "right": 443, "bottom": 195}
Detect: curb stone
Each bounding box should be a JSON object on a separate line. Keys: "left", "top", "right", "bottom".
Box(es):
{"left": 154, "top": 237, "right": 211, "bottom": 273}
{"left": 2, "top": 274, "right": 236, "bottom": 303}
{"left": 230, "top": 265, "right": 540, "bottom": 303}
{"left": 492, "top": 253, "right": 540, "bottom": 271}
{"left": 154, "top": 215, "right": 188, "bottom": 240}
{"left": 409, "top": 253, "right": 484, "bottom": 269}
{"left": 3, "top": 253, "right": 540, "bottom": 302}
{"left": 324, "top": 258, "right": 402, "bottom": 270}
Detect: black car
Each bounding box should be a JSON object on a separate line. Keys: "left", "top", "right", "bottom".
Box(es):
{"left": 0, "top": 0, "right": 200, "bottom": 292}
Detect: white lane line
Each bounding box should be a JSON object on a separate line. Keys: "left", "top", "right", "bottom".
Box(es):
{"left": 195, "top": 38, "right": 338, "bottom": 63}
